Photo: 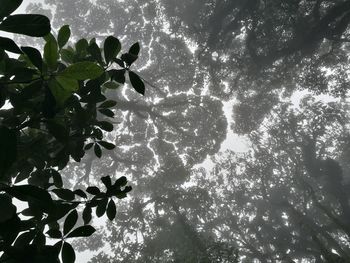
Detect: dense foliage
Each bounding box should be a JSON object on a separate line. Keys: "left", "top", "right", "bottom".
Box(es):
{"left": 12, "top": 0, "right": 350, "bottom": 262}
{"left": 0, "top": 1, "right": 145, "bottom": 262}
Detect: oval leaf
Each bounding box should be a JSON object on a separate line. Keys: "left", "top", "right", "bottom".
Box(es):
{"left": 82, "top": 206, "right": 92, "bottom": 225}
{"left": 60, "top": 62, "right": 104, "bottom": 80}
{"left": 22, "top": 46, "right": 42, "bottom": 71}
{"left": 0, "top": 14, "right": 50, "bottom": 37}
{"left": 57, "top": 25, "right": 70, "bottom": 49}
{"left": 104, "top": 36, "right": 121, "bottom": 64}
{"left": 106, "top": 199, "right": 116, "bottom": 221}
{"left": 64, "top": 209, "right": 78, "bottom": 235}
{"left": 52, "top": 188, "right": 75, "bottom": 201}
{"left": 44, "top": 36, "right": 58, "bottom": 70}
{"left": 129, "top": 71, "right": 145, "bottom": 95}
{"left": 0, "top": 36, "right": 22, "bottom": 54}
{"left": 62, "top": 242, "right": 75, "bottom": 263}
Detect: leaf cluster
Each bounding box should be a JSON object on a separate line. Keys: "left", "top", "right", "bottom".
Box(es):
{"left": 0, "top": 1, "right": 145, "bottom": 262}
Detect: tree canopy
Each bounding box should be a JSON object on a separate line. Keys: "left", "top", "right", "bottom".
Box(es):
{"left": 3, "top": 0, "right": 350, "bottom": 262}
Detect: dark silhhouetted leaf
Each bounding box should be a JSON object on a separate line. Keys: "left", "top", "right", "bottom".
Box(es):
{"left": 104, "top": 36, "right": 121, "bottom": 64}
{"left": 57, "top": 25, "right": 70, "bottom": 49}
{"left": 21, "top": 46, "right": 42, "bottom": 71}
{"left": 0, "top": 36, "right": 22, "bottom": 54}
{"left": 73, "top": 189, "right": 87, "bottom": 199}
{"left": 121, "top": 53, "right": 137, "bottom": 66}
{"left": 99, "top": 100, "right": 117, "bottom": 108}
{"left": 106, "top": 199, "right": 116, "bottom": 221}
{"left": 0, "top": 0, "right": 22, "bottom": 20}
{"left": 98, "top": 108, "right": 114, "bottom": 117}
{"left": 94, "top": 143, "right": 102, "bottom": 158}
{"left": 46, "top": 228, "right": 62, "bottom": 239}
{"left": 114, "top": 176, "right": 127, "bottom": 187}
{"left": 66, "top": 225, "right": 96, "bottom": 238}
{"left": 75, "top": 38, "right": 88, "bottom": 55}
{"left": 129, "top": 42, "right": 140, "bottom": 56}
{"left": 4, "top": 185, "right": 53, "bottom": 212}
{"left": 101, "top": 175, "right": 112, "bottom": 188}
{"left": 0, "top": 14, "right": 50, "bottom": 37}
{"left": 82, "top": 206, "right": 92, "bottom": 225}
{"left": 60, "top": 62, "right": 104, "bottom": 80}
{"left": 44, "top": 36, "right": 58, "bottom": 70}
{"left": 129, "top": 70, "right": 145, "bottom": 95}
{"left": 97, "top": 121, "right": 114, "bottom": 132}
{"left": 86, "top": 186, "right": 100, "bottom": 195}
{"left": 14, "top": 230, "right": 35, "bottom": 247}
{"left": 87, "top": 41, "right": 103, "bottom": 64}
{"left": 0, "top": 194, "right": 16, "bottom": 223}
{"left": 109, "top": 69, "right": 125, "bottom": 84}
{"left": 0, "top": 126, "right": 17, "bottom": 176}
{"left": 98, "top": 141, "right": 115, "bottom": 150}
{"left": 62, "top": 242, "right": 75, "bottom": 263}
{"left": 52, "top": 188, "right": 75, "bottom": 201}
{"left": 84, "top": 142, "right": 94, "bottom": 150}
{"left": 51, "top": 169, "right": 63, "bottom": 188}
{"left": 64, "top": 209, "right": 78, "bottom": 235}
{"left": 96, "top": 197, "right": 108, "bottom": 218}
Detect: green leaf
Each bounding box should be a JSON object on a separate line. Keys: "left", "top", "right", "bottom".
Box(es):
{"left": 57, "top": 25, "right": 70, "bottom": 49}
{"left": 96, "top": 198, "right": 108, "bottom": 217}
{"left": 0, "top": 0, "right": 22, "bottom": 20}
{"left": 97, "top": 141, "right": 115, "bottom": 150}
{"left": 66, "top": 225, "right": 95, "bottom": 238}
{"left": 0, "top": 14, "right": 50, "bottom": 37}
{"left": 44, "top": 36, "right": 58, "bottom": 70}
{"left": 94, "top": 143, "right": 102, "bottom": 158}
{"left": 62, "top": 242, "right": 75, "bottom": 263}
{"left": 64, "top": 209, "right": 78, "bottom": 235}
{"left": 52, "top": 188, "right": 75, "bottom": 201}
{"left": 60, "top": 62, "right": 104, "bottom": 80}
{"left": 129, "top": 71, "right": 145, "bottom": 95}
{"left": 0, "top": 36, "right": 22, "bottom": 54}
{"left": 106, "top": 199, "right": 116, "bottom": 221}
{"left": 87, "top": 41, "right": 103, "bottom": 64}
{"left": 102, "top": 81, "right": 120, "bottom": 90}
{"left": 21, "top": 46, "right": 42, "bottom": 71}
{"left": 75, "top": 38, "right": 88, "bottom": 55}
{"left": 82, "top": 206, "right": 92, "bottom": 225}
{"left": 129, "top": 42, "right": 140, "bottom": 56}
{"left": 104, "top": 36, "right": 121, "bottom": 64}
{"left": 56, "top": 76, "right": 79, "bottom": 93}
{"left": 97, "top": 121, "right": 113, "bottom": 132}
{"left": 0, "top": 126, "right": 17, "bottom": 176}
{"left": 99, "top": 100, "right": 117, "bottom": 108}
{"left": 60, "top": 48, "right": 74, "bottom": 64}
{"left": 49, "top": 76, "right": 78, "bottom": 106}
